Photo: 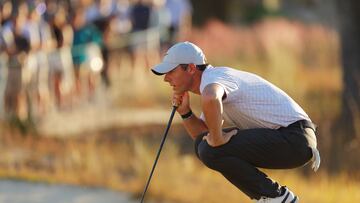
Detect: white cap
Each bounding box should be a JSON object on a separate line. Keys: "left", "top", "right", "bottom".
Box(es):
{"left": 151, "top": 41, "right": 206, "bottom": 75}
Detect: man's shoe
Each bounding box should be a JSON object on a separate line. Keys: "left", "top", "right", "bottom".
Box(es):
{"left": 255, "top": 186, "right": 298, "bottom": 203}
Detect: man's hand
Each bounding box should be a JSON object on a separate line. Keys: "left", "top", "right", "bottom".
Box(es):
{"left": 203, "top": 129, "right": 238, "bottom": 147}
{"left": 172, "top": 92, "right": 191, "bottom": 115}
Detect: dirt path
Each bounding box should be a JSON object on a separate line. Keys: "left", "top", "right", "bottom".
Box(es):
{"left": 0, "top": 180, "right": 137, "bottom": 203}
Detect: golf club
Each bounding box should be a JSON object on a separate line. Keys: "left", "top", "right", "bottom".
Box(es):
{"left": 140, "top": 105, "right": 177, "bottom": 203}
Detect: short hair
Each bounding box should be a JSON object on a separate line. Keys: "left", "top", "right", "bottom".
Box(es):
{"left": 180, "top": 64, "right": 209, "bottom": 71}
{"left": 196, "top": 64, "right": 209, "bottom": 71}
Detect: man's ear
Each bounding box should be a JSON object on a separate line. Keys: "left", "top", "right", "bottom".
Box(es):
{"left": 188, "top": 64, "right": 196, "bottom": 74}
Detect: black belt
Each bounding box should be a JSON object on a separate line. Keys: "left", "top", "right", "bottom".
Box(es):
{"left": 286, "top": 120, "right": 317, "bottom": 132}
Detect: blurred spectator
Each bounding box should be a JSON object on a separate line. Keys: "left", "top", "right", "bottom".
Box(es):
{"left": 128, "top": 0, "right": 154, "bottom": 73}
{"left": 71, "top": 8, "right": 104, "bottom": 101}
{"left": 21, "top": 1, "right": 54, "bottom": 118}
{"left": 1, "top": 10, "right": 30, "bottom": 120}
{"left": 130, "top": 0, "right": 151, "bottom": 34}
{"left": 47, "top": 4, "right": 75, "bottom": 109}
{"left": 85, "top": 0, "right": 117, "bottom": 88}
{"left": 0, "top": 2, "right": 11, "bottom": 118}
{"left": 149, "top": 0, "right": 171, "bottom": 54}
{"left": 165, "top": 0, "right": 192, "bottom": 45}
{"left": 112, "top": 0, "right": 132, "bottom": 35}
{"left": 1, "top": 1, "right": 12, "bottom": 26}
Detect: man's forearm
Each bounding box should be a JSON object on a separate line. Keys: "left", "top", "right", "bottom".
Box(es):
{"left": 182, "top": 113, "right": 208, "bottom": 140}
{"left": 202, "top": 96, "right": 223, "bottom": 144}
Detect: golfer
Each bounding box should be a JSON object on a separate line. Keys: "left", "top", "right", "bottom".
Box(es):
{"left": 151, "top": 41, "right": 320, "bottom": 203}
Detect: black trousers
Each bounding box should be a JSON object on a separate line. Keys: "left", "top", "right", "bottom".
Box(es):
{"left": 194, "top": 120, "right": 317, "bottom": 200}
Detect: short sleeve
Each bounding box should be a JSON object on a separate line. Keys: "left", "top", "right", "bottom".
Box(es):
{"left": 200, "top": 67, "right": 238, "bottom": 97}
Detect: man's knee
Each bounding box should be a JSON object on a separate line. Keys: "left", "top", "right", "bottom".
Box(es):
{"left": 196, "top": 141, "right": 223, "bottom": 169}
{"left": 194, "top": 127, "right": 239, "bottom": 169}
{"left": 194, "top": 127, "right": 238, "bottom": 156}
{"left": 194, "top": 131, "right": 207, "bottom": 158}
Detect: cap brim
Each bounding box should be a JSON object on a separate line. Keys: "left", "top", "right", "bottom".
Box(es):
{"left": 151, "top": 62, "right": 178, "bottom": 75}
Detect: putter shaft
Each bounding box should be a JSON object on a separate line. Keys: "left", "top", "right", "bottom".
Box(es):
{"left": 140, "top": 106, "right": 177, "bottom": 203}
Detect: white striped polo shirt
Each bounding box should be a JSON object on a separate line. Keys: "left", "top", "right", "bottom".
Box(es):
{"left": 199, "top": 66, "right": 310, "bottom": 129}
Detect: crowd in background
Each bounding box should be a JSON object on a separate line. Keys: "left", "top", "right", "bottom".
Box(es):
{"left": 0, "top": 0, "right": 192, "bottom": 122}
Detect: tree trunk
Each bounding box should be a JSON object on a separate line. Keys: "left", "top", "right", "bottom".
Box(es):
{"left": 331, "top": 0, "right": 360, "bottom": 173}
